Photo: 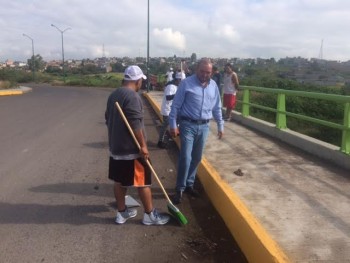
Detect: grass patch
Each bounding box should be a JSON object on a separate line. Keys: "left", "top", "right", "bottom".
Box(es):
{"left": 65, "top": 73, "right": 123, "bottom": 88}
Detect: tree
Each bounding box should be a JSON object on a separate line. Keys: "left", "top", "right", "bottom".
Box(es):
{"left": 111, "top": 62, "right": 125, "bottom": 73}
{"left": 80, "top": 64, "right": 104, "bottom": 74}
{"left": 45, "top": 65, "right": 61, "bottom": 74}
{"left": 190, "top": 53, "right": 197, "bottom": 63}
{"left": 343, "top": 82, "right": 350, "bottom": 95}
{"left": 27, "top": 54, "right": 45, "bottom": 71}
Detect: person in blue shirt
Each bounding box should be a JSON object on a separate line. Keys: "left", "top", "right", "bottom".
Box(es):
{"left": 168, "top": 58, "right": 224, "bottom": 204}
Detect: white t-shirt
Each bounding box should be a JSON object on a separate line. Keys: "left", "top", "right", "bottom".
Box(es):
{"left": 160, "top": 83, "right": 178, "bottom": 116}
{"left": 166, "top": 71, "right": 174, "bottom": 82}
{"left": 223, "top": 72, "right": 238, "bottom": 95}
{"left": 181, "top": 71, "right": 186, "bottom": 80}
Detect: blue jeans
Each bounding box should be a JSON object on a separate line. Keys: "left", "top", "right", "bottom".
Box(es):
{"left": 176, "top": 120, "right": 210, "bottom": 192}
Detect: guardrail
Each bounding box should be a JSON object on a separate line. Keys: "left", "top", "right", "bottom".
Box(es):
{"left": 238, "top": 86, "right": 350, "bottom": 155}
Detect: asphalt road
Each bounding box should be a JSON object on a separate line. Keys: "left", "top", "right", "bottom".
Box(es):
{"left": 0, "top": 84, "right": 247, "bottom": 263}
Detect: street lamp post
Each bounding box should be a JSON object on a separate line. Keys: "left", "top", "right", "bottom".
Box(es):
{"left": 51, "top": 24, "right": 71, "bottom": 83}
{"left": 146, "top": 0, "right": 150, "bottom": 92}
{"left": 23, "top": 33, "right": 35, "bottom": 82}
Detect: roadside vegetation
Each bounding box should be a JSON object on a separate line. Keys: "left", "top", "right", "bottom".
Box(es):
{"left": 0, "top": 68, "right": 123, "bottom": 88}
{"left": 235, "top": 65, "right": 348, "bottom": 146}
{"left": 1, "top": 58, "right": 349, "bottom": 147}
{"left": 0, "top": 80, "right": 12, "bottom": 89}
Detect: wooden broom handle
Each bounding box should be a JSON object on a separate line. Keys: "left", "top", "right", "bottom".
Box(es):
{"left": 115, "top": 102, "right": 172, "bottom": 203}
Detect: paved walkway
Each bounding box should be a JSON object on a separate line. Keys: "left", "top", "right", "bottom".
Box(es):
{"left": 145, "top": 91, "right": 350, "bottom": 263}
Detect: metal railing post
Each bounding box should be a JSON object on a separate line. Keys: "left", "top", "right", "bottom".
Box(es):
{"left": 276, "top": 93, "right": 287, "bottom": 129}
{"left": 341, "top": 102, "right": 350, "bottom": 154}
{"left": 242, "top": 89, "right": 250, "bottom": 117}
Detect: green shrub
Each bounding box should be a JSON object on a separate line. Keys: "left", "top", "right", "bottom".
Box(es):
{"left": 0, "top": 80, "right": 12, "bottom": 89}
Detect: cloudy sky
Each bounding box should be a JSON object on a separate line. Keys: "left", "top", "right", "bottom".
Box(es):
{"left": 1, "top": 0, "right": 350, "bottom": 62}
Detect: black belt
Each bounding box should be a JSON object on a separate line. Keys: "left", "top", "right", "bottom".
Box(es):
{"left": 180, "top": 117, "right": 210, "bottom": 124}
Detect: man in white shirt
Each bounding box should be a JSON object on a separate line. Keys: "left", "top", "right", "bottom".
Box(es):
{"left": 165, "top": 67, "right": 174, "bottom": 83}
{"left": 223, "top": 63, "right": 240, "bottom": 121}
{"left": 157, "top": 72, "right": 182, "bottom": 148}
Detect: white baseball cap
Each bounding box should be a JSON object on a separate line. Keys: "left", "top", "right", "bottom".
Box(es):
{"left": 124, "top": 65, "right": 147, "bottom": 81}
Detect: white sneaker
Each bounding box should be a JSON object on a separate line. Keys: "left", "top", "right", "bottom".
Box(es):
{"left": 115, "top": 208, "right": 137, "bottom": 224}
{"left": 142, "top": 209, "right": 170, "bottom": 225}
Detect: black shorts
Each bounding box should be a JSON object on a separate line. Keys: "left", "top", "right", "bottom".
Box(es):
{"left": 108, "top": 157, "right": 152, "bottom": 187}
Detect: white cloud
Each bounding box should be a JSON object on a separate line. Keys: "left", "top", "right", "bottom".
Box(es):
{"left": 152, "top": 28, "right": 186, "bottom": 54}
{"left": 215, "top": 24, "right": 240, "bottom": 43}
{"left": 1, "top": 0, "right": 350, "bottom": 62}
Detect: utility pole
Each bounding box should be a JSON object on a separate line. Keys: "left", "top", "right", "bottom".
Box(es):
{"left": 51, "top": 24, "right": 71, "bottom": 83}
{"left": 146, "top": 0, "right": 150, "bottom": 92}
{"left": 318, "top": 39, "right": 324, "bottom": 60}
{"left": 23, "top": 33, "right": 35, "bottom": 82}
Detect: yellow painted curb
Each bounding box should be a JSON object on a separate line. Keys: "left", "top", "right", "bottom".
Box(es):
{"left": 144, "top": 92, "right": 290, "bottom": 263}
{"left": 144, "top": 92, "right": 162, "bottom": 120}
{"left": 0, "top": 87, "right": 32, "bottom": 96}
{"left": 0, "top": 89, "right": 24, "bottom": 96}
{"left": 198, "top": 159, "right": 289, "bottom": 263}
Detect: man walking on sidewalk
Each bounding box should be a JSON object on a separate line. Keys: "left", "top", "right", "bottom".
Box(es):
{"left": 168, "top": 58, "right": 224, "bottom": 204}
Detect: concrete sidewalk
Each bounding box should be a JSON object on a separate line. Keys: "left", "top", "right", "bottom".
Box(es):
{"left": 0, "top": 86, "right": 32, "bottom": 96}
{"left": 144, "top": 91, "right": 350, "bottom": 263}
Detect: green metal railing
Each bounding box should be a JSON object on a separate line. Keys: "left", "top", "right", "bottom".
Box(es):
{"left": 238, "top": 86, "right": 350, "bottom": 155}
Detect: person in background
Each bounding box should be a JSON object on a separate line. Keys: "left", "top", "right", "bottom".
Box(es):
{"left": 105, "top": 65, "right": 170, "bottom": 225}
{"left": 172, "top": 67, "right": 180, "bottom": 81}
{"left": 180, "top": 69, "right": 186, "bottom": 80}
{"left": 168, "top": 58, "right": 224, "bottom": 204}
{"left": 157, "top": 71, "right": 182, "bottom": 149}
{"left": 223, "top": 63, "right": 240, "bottom": 121}
{"left": 212, "top": 66, "right": 222, "bottom": 98}
{"left": 185, "top": 67, "right": 192, "bottom": 77}
{"left": 165, "top": 67, "right": 174, "bottom": 83}
{"left": 174, "top": 68, "right": 186, "bottom": 80}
